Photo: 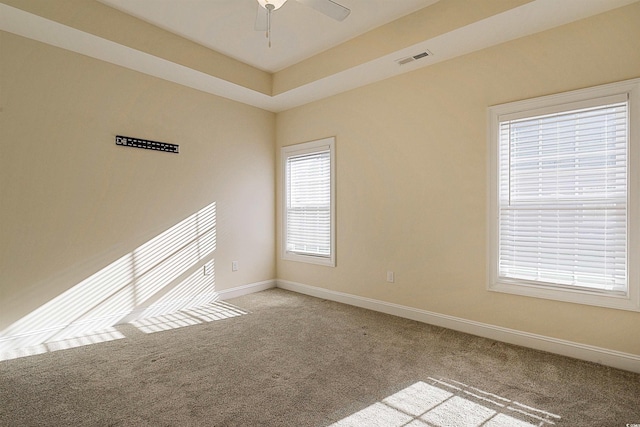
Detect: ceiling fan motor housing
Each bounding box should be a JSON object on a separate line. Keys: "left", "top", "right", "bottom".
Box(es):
{"left": 257, "top": 0, "right": 287, "bottom": 10}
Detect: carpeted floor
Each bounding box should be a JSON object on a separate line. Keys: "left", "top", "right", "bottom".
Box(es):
{"left": 1, "top": 288, "right": 639, "bottom": 426}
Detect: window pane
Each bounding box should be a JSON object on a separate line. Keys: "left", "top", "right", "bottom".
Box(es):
{"left": 286, "top": 150, "right": 331, "bottom": 257}
{"left": 498, "top": 101, "right": 628, "bottom": 292}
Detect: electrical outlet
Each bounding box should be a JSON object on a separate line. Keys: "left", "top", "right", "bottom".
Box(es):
{"left": 204, "top": 262, "right": 213, "bottom": 276}
{"left": 386, "top": 271, "right": 394, "bottom": 283}
{"left": 232, "top": 261, "right": 238, "bottom": 272}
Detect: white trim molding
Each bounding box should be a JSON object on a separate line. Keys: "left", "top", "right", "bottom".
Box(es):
{"left": 217, "top": 280, "right": 277, "bottom": 300}
{"left": 276, "top": 279, "right": 640, "bottom": 374}
{"left": 486, "top": 78, "right": 640, "bottom": 312}
{"left": 281, "top": 137, "right": 336, "bottom": 267}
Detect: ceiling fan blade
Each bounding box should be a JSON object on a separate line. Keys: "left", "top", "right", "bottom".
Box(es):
{"left": 296, "top": 0, "right": 351, "bottom": 21}
{"left": 255, "top": 4, "right": 268, "bottom": 31}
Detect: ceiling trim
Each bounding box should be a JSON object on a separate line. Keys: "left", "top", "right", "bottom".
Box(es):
{"left": 0, "top": 3, "right": 276, "bottom": 111}
{"left": 1, "top": 0, "right": 637, "bottom": 113}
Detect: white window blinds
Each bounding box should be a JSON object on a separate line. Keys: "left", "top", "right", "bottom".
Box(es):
{"left": 498, "top": 95, "right": 629, "bottom": 293}
{"left": 285, "top": 148, "right": 332, "bottom": 258}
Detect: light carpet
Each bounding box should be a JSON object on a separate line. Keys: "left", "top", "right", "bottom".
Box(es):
{"left": 1, "top": 288, "right": 638, "bottom": 426}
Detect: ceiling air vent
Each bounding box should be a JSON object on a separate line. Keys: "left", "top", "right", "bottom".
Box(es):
{"left": 396, "top": 50, "right": 432, "bottom": 66}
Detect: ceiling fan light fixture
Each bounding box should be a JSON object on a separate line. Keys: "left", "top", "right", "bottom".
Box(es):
{"left": 257, "top": 0, "right": 287, "bottom": 10}
{"left": 257, "top": 0, "right": 287, "bottom": 48}
{"left": 254, "top": 0, "right": 350, "bottom": 48}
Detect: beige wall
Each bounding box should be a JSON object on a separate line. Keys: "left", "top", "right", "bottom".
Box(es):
{"left": 2, "top": 1, "right": 639, "bottom": 359}
{"left": 276, "top": 4, "right": 640, "bottom": 355}
{"left": 0, "top": 31, "right": 275, "bottom": 331}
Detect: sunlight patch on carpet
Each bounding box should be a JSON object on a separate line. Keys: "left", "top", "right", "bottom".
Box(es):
{"left": 0, "top": 202, "right": 218, "bottom": 360}
{"left": 129, "top": 300, "right": 248, "bottom": 334}
{"left": 0, "top": 327, "right": 125, "bottom": 361}
{"left": 331, "top": 377, "right": 561, "bottom": 427}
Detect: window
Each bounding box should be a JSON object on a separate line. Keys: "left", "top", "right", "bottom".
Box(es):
{"left": 282, "top": 137, "right": 335, "bottom": 266}
{"left": 488, "top": 79, "right": 640, "bottom": 311}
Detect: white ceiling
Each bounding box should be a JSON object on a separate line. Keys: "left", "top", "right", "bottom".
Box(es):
{"left": 1, "top": 0, "right": 637, "bottom": 112}
{"left": 98, "top": 0, "right": 438, "bottom": 72}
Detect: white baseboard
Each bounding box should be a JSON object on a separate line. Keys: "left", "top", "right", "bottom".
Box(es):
{"left": 3, "top": 277, "right": 638, "bottom": 373}
{"left": 276, "top": 279, "right": 640, "bottom": 374}
{"left": 218, "top": 279, "right": 276, "bottom": 300}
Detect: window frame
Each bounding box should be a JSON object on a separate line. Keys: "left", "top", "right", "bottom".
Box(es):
{"left": 487, "top": 79, "right": 640, "bottom": 311}
{"left": 281, "top": 137, "right": 336, "bottom": 267}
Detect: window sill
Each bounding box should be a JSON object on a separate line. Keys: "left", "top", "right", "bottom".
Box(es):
{"left": 488, "top": 279, "right": 640, "bottom": 312}
{"left": 283, "top": 251, "right": 335, "bottom": 267}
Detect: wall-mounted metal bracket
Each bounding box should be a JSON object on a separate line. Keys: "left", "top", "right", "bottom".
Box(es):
{"left": 115, "top": 135, "right": 179, "bottom": 154}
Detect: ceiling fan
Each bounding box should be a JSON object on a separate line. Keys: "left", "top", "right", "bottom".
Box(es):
{"left": 255, "top": 0, "right": 351, "bottom": 47}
